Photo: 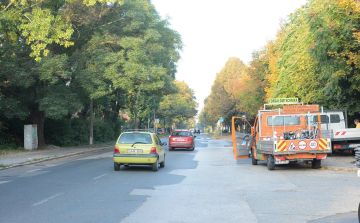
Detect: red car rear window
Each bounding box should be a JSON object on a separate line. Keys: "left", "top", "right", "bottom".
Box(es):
{"left": 171, "top": 132, "right": 191, "bottom": 137}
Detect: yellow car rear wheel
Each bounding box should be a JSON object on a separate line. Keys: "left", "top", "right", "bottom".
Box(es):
{"left": 114, "top": 162, "right": 120, "bottom": 171}
{"left": 152, "top": 159, "right": 159, "bottom": 172}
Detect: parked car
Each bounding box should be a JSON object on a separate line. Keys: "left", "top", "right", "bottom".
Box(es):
{"left": 169, "top": 129, "right": 196, "bottom": 151}
{"left": 113, "top": 130, "right": 166, "bottom": 171}
{"left": 157, "top": 129, "right": 164, "bottom": 134}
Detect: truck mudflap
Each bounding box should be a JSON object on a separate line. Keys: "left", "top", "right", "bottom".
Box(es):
{"left": 275, "top": 138, "right": 331, "bottom": 153}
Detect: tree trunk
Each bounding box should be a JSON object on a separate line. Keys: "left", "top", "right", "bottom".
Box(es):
{"left": 30, "top": 108, "right": 46, "bottom": 148}
{"left": 163, "top": 119, "right": 166, "bottom": 133}
{"left": 134, "top": 89, "right": 139, "bottom": 130}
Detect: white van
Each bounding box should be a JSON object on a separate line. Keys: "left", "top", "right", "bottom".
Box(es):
{"left": 308, "top": 109, "right": 360, "bottom": 153}
{"left": 308, "top": 110, "right": 346, "bottom": 130}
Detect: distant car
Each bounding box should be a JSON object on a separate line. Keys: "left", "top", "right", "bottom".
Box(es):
{"left": 169, "top": 129, "right": 196, "bottom": 151}
{"left": 157, "top": 129, "right": 164, "bottom": 134}
{"left": 189, "top": 128, "right": 200, "bottom": 134}
{"left": 113, "top": 130, "right": 166, "bottom": 171}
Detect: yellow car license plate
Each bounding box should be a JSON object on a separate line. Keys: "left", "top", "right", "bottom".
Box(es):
{"left": 127, "top": 149, "right": 142, "bottom": 154}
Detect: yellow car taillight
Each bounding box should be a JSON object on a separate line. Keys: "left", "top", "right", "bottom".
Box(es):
{"left": 150, "top": 147, "right": 157, "bottom": 154}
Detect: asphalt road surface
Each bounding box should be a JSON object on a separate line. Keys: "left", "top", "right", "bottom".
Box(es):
{"left": 0, "top": 133, "right": 358, "bottom": 223}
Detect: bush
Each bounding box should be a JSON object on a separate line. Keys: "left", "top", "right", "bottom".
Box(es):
{"left": 70, "top": 118, "right": 89, "bottom": 145}
{"left": 0, "top": 117, "right": 30, "bottom": 149}
{"left": 44, "top": 118, "right": 73, "bottom": 146}
{"left": 93, "top": 119, "right": 115, "bottom": 143}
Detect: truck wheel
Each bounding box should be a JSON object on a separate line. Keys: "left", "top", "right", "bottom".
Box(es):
{"left": 312, "top": 159, "right": 321, "bottom": 169}
{"left": 267, "top": 155, "right": 275, "bottom": 171}
{"left": 251, "top": 149, "right": 257, "bottom": 165}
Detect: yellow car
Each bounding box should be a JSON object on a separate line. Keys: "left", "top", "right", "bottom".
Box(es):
{"left": 113, "top": 130, "right": 166, "bottom": 171}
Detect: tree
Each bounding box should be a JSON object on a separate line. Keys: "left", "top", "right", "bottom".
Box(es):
{"left": 158, "top": 81, "right": 198, "bottom": 128}
{"left": 0, "top": 0, "right": 182, "bottom": 147}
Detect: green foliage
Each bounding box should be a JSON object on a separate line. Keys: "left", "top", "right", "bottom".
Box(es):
{"left": 44, "top": 118, "right": 120, "bottom": 146}
{"left": 0, "top": 0, "right": 185, "bottom": 148}
{"left": 201, "top": 0, "right": 360, "bottom": 126}
{"left": 158, "top": 81, "right": 198, "bottom": 128}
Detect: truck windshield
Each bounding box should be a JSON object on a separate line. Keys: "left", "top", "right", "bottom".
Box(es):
{"left": 267, "top": 116, "right": 300, "bottom": 126}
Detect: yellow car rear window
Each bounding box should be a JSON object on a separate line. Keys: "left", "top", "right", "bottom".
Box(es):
{"left": 118, "top": 133, "right": 153, "bottom": 144}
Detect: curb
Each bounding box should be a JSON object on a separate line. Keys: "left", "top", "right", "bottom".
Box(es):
{"left": 0, "top": 146, "right": 112, "bottom": 171}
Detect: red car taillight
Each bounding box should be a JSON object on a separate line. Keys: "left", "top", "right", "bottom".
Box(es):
{"left": 150, "top": 147, "right": 157, "bottom": 154}
{"left": 114, "top": 146, "right": 120, "bottom": 153}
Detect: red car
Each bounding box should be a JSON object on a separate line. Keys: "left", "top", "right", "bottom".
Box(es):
{"left": 169, "top": 129, "right": 196, "bottom": 151}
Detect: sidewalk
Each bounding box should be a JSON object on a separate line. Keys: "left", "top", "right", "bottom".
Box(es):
{"left": 0, "top": 143, "right": 114, "bottom": 170}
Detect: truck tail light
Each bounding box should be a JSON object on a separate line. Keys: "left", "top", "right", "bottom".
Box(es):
{"left": 333, "top": 145, "right": 341, "bottom": 149}
{"left": 150, "top": 147, "right": 157, "bottom": 154}
{"left": 316, "top": 154, "right": 327, "bottom": 160}
{"left": 275, "top": 156, "right": 285, "bottom": 162}
{"left": 114, "top": 146, "right": 120, "bottom": 153}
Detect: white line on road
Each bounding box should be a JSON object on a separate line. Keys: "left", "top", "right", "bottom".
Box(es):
{"left": 0, "top": 181, "right": 11, "bottom": 185}
{"left": 27, "top": 169, "right": 42, "bottom": 172}
{"left": 32, "top": 193, "right": 63, "bottom": 206}
{"left": 93, "top": 174, "right": 108, "bottom": 180}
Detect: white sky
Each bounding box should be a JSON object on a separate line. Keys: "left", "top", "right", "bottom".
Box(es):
{"left": 151, "top": 0, "right": 308, "bottom": 114}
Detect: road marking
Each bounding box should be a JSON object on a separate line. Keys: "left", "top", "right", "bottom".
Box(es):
{"left": 27, "top": 169, "right": 42, "bottom": 172}
{"left": 93, "top": 174, "right": 108, "bottom": 180}
{"left": 33, "top": 193, "right": 63, "bottom": 206}
{"left": 0, "top": 181, "right": 11, "bottom": 185}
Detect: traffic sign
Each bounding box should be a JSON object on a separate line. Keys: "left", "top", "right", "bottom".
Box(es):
{"left": 219, "top": 117, "right": 224, "bottom": 122}
{"left": 268, "top": 98, "right": 298, "bottom": 104}
{"left": 298, "top": 140, "right": 307, "bottom": 150}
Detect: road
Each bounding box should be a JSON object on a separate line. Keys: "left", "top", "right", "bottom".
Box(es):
{"left": 0, "top": 133, "right": 358, "bottom": 223}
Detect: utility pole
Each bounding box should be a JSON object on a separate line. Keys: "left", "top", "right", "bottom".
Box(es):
{"left": 90, "top": 98, "right": 93, "bottom": 148}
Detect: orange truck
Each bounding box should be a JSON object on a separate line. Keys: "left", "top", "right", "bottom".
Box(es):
{"left": 232, "top": 104, "right": 332, "bottom": 170}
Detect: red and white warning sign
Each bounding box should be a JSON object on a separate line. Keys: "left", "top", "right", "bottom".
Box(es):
{"left": 309, "top": 140, "right": 318, "bottom": 149}
{"left": 288, "top": 141, "right": 297, "bottom": 150}
{"left": 298, "top": 140, "right": 307, "bottom": 150}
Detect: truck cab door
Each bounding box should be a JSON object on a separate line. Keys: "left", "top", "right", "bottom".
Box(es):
{"left": 232, "top": 117, "right": 253, "bottom": 158}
